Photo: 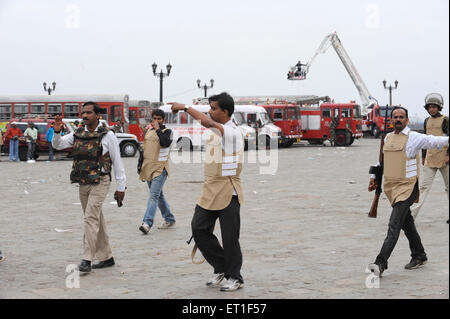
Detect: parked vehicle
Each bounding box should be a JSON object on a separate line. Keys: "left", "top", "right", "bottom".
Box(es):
{"left": 159, "top": 104, "right": 257, "bottom": 151}
{"left": 299, "top": 103, "right": 363, "bottom": 146}
{"left": 259, "top": 104, "right": 302, "bottom": 148}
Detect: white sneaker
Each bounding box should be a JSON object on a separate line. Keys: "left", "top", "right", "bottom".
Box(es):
{"left": 206, "top": 273, "right": 225, "bottom": 287}
{"left": 139, "top": 223, "right": 151, "bottom": 234}
{"left": 220, "top": 278, "right": 244, "bottom": 292}
{"left": 27, "top": 159, "right": 36, "bottom": 163}
{"left": 158, "top": 221, "right": 176, "bottom": 229}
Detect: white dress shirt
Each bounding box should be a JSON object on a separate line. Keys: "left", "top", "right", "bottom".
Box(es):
{"left": 371, "top": 126, "right": 449, "bottom": 177}
{"left": 52, "top": 123, "right": 127, "bottom": 192}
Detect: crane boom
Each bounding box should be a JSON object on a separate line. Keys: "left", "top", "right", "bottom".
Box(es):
{"left": 288, "top": 32, "right": 377, "bottom": 114}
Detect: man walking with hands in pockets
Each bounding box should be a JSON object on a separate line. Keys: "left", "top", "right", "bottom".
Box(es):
{"left": 170, "top": 92, "right": 245, "bottom": 292}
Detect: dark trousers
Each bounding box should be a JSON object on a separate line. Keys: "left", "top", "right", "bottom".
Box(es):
{"left": 191, "top": 196, "right": 243, "bottom": 283}
{"left": 375, "top": 183, "right": 427, "bottom": 268}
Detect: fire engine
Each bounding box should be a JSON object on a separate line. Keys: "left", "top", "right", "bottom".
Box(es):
{"left": 288, "top": 32, "right": 390, "bottom": 137}
{"left": 299, "top": 101, "right": 363, "bottom": 146}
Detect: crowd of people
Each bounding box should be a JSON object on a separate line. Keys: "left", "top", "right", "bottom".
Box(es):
{"left": 0, "top": 92, "right": 448, "bottom": 292}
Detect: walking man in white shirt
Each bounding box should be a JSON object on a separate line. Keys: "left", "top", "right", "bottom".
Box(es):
{"left": 367, "top": 106, "right": 449, "bottom": 277}
{"left": 52, "top": 102, "right": 126, "bottom": 273}
{"left": 170, "top": 92, "right": 245, "bottom": 292}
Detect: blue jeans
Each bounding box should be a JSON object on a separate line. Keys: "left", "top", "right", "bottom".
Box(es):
{"left": 142, "top": 169, "right": 175, "bottom": 227}
{"left": 9, "top": 139, "right": 19, "bottom": 161}
{"left": 27, "top": 142, "right": 36, "bottom": 160}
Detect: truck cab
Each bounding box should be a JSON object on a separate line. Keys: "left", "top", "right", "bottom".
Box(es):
{"left": 235, "top": 105, "right": 282, "bottom": 149}
{"left": 259, "top": 104, "right": 302, "bottom": 148}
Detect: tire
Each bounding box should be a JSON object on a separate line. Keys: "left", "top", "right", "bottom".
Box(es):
{"left": 284, "top": 139, "right": 294, "bottom": 148}
{"left": 19, "top": 147, "right": 27, "bottom": 161}
{"left": 335, "top": 132, "right": 347, "bottom": 146}
{"left": 372, "top": 126, "right": 380, "bottom": 138}
{"left": 177, "top": 137, "right": 193, "bottom": 152}
{"left": 120, "top": 142, "right": 137, "bottom": 157}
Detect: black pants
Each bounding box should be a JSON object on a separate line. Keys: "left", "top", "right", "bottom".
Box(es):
{"left": 191, "top": 196, "right": 243, "bottom": 283}
{"left": 375, "top": 183, "right": 427, "bottom": 268}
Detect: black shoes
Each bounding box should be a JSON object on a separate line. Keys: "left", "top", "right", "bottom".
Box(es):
{"left": 368, "top": 263, "right": 386, "bottom": 277}
{"left": 92, "top": 257, "right": 115, "bottom": 269}
{"left": 78, "top": 259, "right": 91, "bottom": 272}
{"left": 404, "top": 258, "right": 427, "bottom": 270}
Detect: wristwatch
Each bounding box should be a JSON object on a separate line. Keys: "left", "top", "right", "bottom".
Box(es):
{"left": 184, "top": 105, "right": 190, "bottom": 112}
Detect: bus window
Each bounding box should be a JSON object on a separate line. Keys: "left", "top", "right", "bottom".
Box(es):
{"left": 129, "top": 110, "right": 138, "bottom": 124}
{"left": 13, "top": 104, "right": 29, "bottom": 117}
{"left": 31, "top": 103, "right": 45, "bottom": 116}
{"left": 47, "top": 103, "right": 62, "bottom": 117}
{"left": 166, "top": 112, "right": 179, "bottom": 124}
{"left": 273, "top": 108, "right": 284, "bottom": 120}
{"left": 110, "top": 105, "right": 122, "bottom": 122}
{"left": 322, "top": 108, "right": 331, "bottom": 118}
{"left": 353, "top": 105, "right": 361, "bottom": 118}
{"left": 64, "top": 103, "right": 80, "bottom": 118}
{"left": 187, "top": 114, "right": 194, "bottom": 124}
{"left": 0, "top": 104, "right": 12, "bottom": 120}
{"left": 341, "top": 108, "right": 351, "bottom": 118}
{"left": 98, "top": 107, "right": 108, "bottom": 122}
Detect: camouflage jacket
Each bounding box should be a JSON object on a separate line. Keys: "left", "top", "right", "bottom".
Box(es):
{"left": 70, "top": 126, "right": 112, "bottom": 185}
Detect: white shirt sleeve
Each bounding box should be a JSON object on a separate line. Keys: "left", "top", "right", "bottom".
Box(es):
{"left": 52, "top": 132, "right": 74, "bottom": 149}
{"left": 102, "top": 131, "right": 127, "bottom": 192}
{"left": 406, "top": 131, "right": 448, "bottom": 158}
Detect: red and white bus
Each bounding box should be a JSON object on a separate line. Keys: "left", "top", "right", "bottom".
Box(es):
{"left": 0, "top": 94, "right": 151, "bottom": 141}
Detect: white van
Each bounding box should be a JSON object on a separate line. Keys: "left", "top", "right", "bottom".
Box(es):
{"left": 234, "top": 105, "right": 282, "bottom": 148}
{"left": 159, "top": 104, "right": 256, "bottom": 150}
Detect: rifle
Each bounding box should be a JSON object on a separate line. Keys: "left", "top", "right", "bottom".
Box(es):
{"left": 368, "top": 106, "right": 390, "bottom": 218}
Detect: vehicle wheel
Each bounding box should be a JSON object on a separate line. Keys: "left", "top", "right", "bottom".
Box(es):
{"left": 284, "top": 140, "right": 294, "bottom": 148}
{"left": 177, "top": 137, "right": 193, "bottom": 152}
{"left": 33, "top": 152, "right": 39, "bottom": 160}
{"left": 121, "top": 142, "right": 137, "bottom": 157}
{"left": 335, "top": 132, "right": 347, "bottom": 146}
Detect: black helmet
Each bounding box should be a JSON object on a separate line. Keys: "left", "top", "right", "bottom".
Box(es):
{"left": 424, "top": 93, "right": 443, "bottom": 111}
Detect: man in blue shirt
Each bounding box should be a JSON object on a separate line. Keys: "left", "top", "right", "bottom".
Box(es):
{"left": 45, "top": 122, "right": 55, "bottom": 161}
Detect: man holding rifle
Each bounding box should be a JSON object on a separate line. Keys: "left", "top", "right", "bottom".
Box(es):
{"left": 52, "top": 102, "right": 126, "bottom": 273}
{"left": 368, "top": 106, "right": 449, "bottom": 277}
{"left": 169, "top": 92, "right": 245, "bottom": 292}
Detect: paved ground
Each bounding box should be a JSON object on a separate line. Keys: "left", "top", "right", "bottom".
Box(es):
{"left": 0, "top": 137, "right": 448, "bottom": 299}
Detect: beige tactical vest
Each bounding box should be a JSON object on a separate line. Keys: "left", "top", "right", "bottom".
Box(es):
{"left": 197, "top": 132, "right": 244, "bottom": 211}
{"left": 425, "top": 116, "right": 448, "bottom": 168}
{"left": 139, "top": 128, "right": 170, "bottom": 181}
{"left": 383, "top": 132, "right": 420, "bottom": 206}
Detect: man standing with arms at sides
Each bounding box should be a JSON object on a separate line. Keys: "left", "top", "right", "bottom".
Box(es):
{"left": 5, "top": 121, "right": 21, "bottom": 162}
{"left": 45, "top": 122, "right": 55, "bottom": 161}
{"left": 52, "top": 102, "right": 126, "bottom": 273}
{"left": 24, "top": 122, "right": 38, "bottom": 163}
{"left": 410, "top": 93, "right": 449, "bottom": 223}
{"left": 169, "top": 92, "right": 245, "bottom": 292}
{"left": 367, "top": 106, "right": 449, "bottom": 277}
{"left": 138, "top": 109, "right": 176, "bottom": 234}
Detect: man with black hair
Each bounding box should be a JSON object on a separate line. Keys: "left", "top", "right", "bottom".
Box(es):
{"left": 138, "top": 108, "right": 176, "bottom": 234}
{"left": 169, "top": 92, "right": 245, "bottom": 292}
{"left": 410, "top": 93, "right": 449, "bottom": 222}
{"left": 52, "top": 102, "right": 126, "bottom": 273}
{"left": 367, "top": 106, "right": 449, "bottom": 277}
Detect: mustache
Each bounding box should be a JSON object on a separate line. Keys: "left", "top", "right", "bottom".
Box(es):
{"left": 395, "top": 121, "right": 402, "bottom": 125}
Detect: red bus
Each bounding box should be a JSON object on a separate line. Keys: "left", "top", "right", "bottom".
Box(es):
{"left": 0, "top": 94, "right": 151, "bottom": 141}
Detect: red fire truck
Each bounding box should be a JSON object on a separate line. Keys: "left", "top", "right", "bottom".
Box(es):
{"left": 364, "top": 104, "right": 394, "bottom": 138}
{"left": 259, "top": 104, "right": 302, "bottom": 147}
{"left": 299, "top": 102, "right": 363, "bottom": 146}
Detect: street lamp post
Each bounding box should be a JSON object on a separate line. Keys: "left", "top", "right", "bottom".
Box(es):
{"left": 152, "top": 62, "right": 172, "bottom": 103}
{"left": 43, "top": 81, "right": 56, "bottom": 95}
{"left": 197, "top": 79, "right": 214, "bottom": 98}
{"left": 382, "top": 80, "right": 398, "bottom": 106}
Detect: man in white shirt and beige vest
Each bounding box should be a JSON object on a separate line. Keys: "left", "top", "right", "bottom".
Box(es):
{"left": 53, "top": 102, "right": 126, "bottom": 273}
{"left": 169, "top": 92, "right": 245, "bottom": 292}
{"left": 410, "top": 93, "right": 449, "bottom": 223}
{"left": 138, "top": 109, "right": 176, "bottom": 234}
{"left": 368, "top": 106, "right": 449, "bottom": 277}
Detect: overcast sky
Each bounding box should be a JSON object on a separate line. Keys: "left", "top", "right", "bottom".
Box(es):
{"left": 0, "top": 0, "right": 448, "bottom": 118}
